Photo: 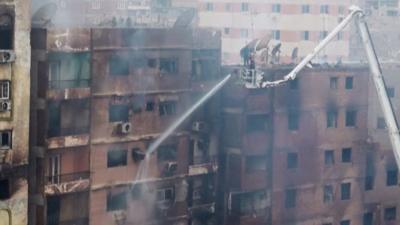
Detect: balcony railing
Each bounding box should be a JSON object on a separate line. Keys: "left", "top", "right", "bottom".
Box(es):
{"left": 48, "top": 126, "right": 89, "bottom": 138}
{"left": 47, "top": 171, "right": 90, "bottom": 185}
{"left": 48, "top": 217, "right": 88, "bottom": 225}
{"left": 49, "top": 79, "right": 90, "bottom": 90}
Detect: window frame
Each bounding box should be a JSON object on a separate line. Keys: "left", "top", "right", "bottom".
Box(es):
{"left": 107, "top": 149, "right": 128, "bottom": 168}
{"left": 0, "top": 80, "right": 10, "bottom": 100}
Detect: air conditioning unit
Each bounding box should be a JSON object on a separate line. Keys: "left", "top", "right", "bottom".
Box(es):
{"left": 192, "top": 121, "right": 207, "bottom": 132}
{"left": 117, "top": 122, "right": 132, "bottom": 134}
{"left": 131, "top": 148, "right": 145, "bottom": 162}
{"left": 0, "top": 50, "right": 15, "bottom": 63}
{"left": 0, "top": 100, "right": 11, "bottom": 112}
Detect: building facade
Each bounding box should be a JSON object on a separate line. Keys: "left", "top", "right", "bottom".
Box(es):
{"left": 0, "top": 1, "right": 31, "bottom": 225}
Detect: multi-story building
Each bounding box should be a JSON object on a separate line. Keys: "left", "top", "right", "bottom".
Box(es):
{"left": 29, "top": 27, "right": 222, "bottom": 225}
{"left": 0, "top": 1, "right": 31, "bottom": 225}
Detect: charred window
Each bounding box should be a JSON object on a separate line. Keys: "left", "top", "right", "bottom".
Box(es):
{"left": 156, "top": 187, "right": 174, "bottom": 203}
{"left": 159, "top": 58, "right": 178, "bottom": 74}
{"left": 345, "top": 77, "right": 353, "bottom": 89}
{"left": 330, "top": 77, "right": 338, "bottom": 89}
{"left": 384, "top": 207, "right": 396, "bottom": 221}
{"left": 341, "top": 148, "right": 352, "bottom": 163}
{"left": 386, "top": 169, "right": 398, "bottom": 186}
{"left": 146, "top": 101, "right": 155, "bottom": 111}
{"left": 109, "top": 55, "right": 129, "bottom": 75}
{"left": 365, "top": 176, "right": 374, "bottom": 191}
{"left": 0, "top": 179, "right": 10, "bottom": 199}
{"left": 0, "top": 81, "right": 10, "bottom": 99}
{"left": 327, "top": 111, "right": 338, "bottom": 128}
{"left": 287, "top": 152, "right": 298, "bottom": 169}
{"left": 192, "top": 59, "right": 218, "bottom": 80}
{"left": 340, "top": 220, "right": 350, "bottom": 225}
{"left": 246, "top": 115, "right": 268, "bottom": 132}
{"left": 157, "top": 145, "right": 177, "bottom": 161}
{"left": 377, "top": 117, "right": 386, "bottom": 129}
{"left": 0, "top": 130, "right": 11, "bottom": 149}
{"left": 323, "top": 185, "right": 333, "bottom": 203}
{"left": 0, "top": 11, "right": 13, "bottom": 50}
{"left": 107, "top": 191, "right": 127, "bottom": 211}
{"left": 245, "top": 156, "right": 266, "bottom": 172}
{"left": 341, "top": 182, "right": 351, "bottom": 200}
{"left": 363, "top": 212, "right": 373, "bottom": 225}
{"left": 324, "top": 150, "right": 334, "bottom": 165}
{"left": 109, "top": 104, "right": 129, "bottom": 122}
{"left": 285, "top": 189, "right": 296, "bottom": 208}
{"left": 345, "top": 110, "right": 357, "bottom": 127}
{"left": 159, "top": 101, "right": 176, "bottom": 116}
{"left": 288, "top": 111, "right": 299, "bottom": 130}
{"left": 107, "top": 149, "right": 127, "bottom": 168}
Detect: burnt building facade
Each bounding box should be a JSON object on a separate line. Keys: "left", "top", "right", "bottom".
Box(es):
{"left": 29, "top": 27, "right": 222, "bottom": 225}
{"left": 0, "top": 1, "right": 31, "bottom": 225}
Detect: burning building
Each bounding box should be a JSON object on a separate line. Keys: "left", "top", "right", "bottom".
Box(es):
{"left": 29, "top": 27, "right": 222, "bottom": 225}
{"left": 0, "top": 1, "right": 31, "bottom": 225}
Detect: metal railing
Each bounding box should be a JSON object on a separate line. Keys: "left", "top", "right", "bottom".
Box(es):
{"left": 47, "top": 171, "right": 90, "bottom": 185}
{"left": 49, "top": 79, "right": 90, "bottom": 90}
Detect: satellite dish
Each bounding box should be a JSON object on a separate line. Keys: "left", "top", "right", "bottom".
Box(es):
{"left": 291, "top": 47, "right": 298, "bottom": 63}
{"left": 32, "top": 3, "right": 57, "bottom": 27}
{"left": 173, "top": 9, "right": 196, "bottom": 28}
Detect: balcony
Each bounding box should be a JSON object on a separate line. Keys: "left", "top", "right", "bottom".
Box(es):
{"left": 48, "top": 126, "right": 89, "bottom": 138}
{"left": 45, "top": 172, "right": 90, "bottom": 195}
{"left": 47, "top": 79, "right": 91, "bottom": 100}
{"left": 189, "top": 160, "right": 218, "bottom": 176}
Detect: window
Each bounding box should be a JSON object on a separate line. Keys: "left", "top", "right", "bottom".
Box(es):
{"left": 387, "top": 10, "right": 398, "bottom": 16}
{"left": 0, "top": 130, "right": 11, "bottom": 149}
{"left": 301, "top": 5, "right": 310, "bottom": 14}
{"left": 0, "top": 179, "right": 10, "bottom": 200}
{"left": 157, "top": 145, "right": 177, "bottom": 161}
{"left": 302, "top": 31, "right": 309, "bottom": 41}
{"left": 341, "top": 182, "right": 351, "bottom": 200}
{"left": 363, "top": 212, "right": 373, "bottom": 225}
{"left": 146, "top": 101, "right": 154, "bottom": 111}
{"left": 272, "top": 30, "right": 280, "bottom": 40}
{"left": 48, "top": 154, "right": 60, "bottom": 184}
{"left": 107, "top": 192, "right": 127, "bottom": 211}
{"left": 337, "top": 32, "right": 343, "bottom": 40}
{"left": 320, "top": 5, "right": 329, "bottom": 14}
{"left": 330, "top": 77, "right": 338, "bottom": 89}
{"left": 338, "top": 6, "right": 345, "bottom": 14}
{"left": 156, "top": 188, "right": 174, "bottom": 202}
{"left": 322, "top": 223, "right": 332, "bottom": 225}
{"left": 285, "top": 189, "right": 296, "bottom": 208}
{"left": 116, "top": 0, "right": 126, "bottom": 9}
{"left": 387, "top": 87, "right": 395, "bottom": 98}
{"left": 324, "top": 150, "right": 334, "bottom": 165}
{"left": 109, "top": 55, "right": 129, "bottom": 75}
{"left": 342, "top": 148, "right": 352, "bottom": 163}
{"left": 107, "top": 149, "right": 127, "bottom": 168}
{"left": 384, "top": 207, "right": 396, "bottom": 221}
{"left": 340, "top": 220, "right": 350, "bottom": 225}
{"left": 365, "top": 176, "right": 374, "bottom": 191}
{"left": 246, "top": 115, "right": 267, "bottom": 132}
{"left": 0, "top": 13, "right": 13, "bottom": 49}
{"left": 289, "top": 78, "right": 298, "bottom": 89}
{"left": 0, "top": 81, "right": 10, "bottom": 99}
{"left": 287, "top": 153, "right": 298, "bottom": 169}
{"left": 109, "top": 104, "right": 129, "bottom": 122}
{"left": 288, "top": 111, "right": 299, "bottom": 130}
{"left": 159, "top": 101, "right": 176, "bottom": 116}
{"left": 272, "top": 4, "right": 281, "bottom": 13}
{"left": 240, "top": 29, "right": 248, "bottom": 38}
{"left": 246, "top": 156, "right": 266, "bottom": 172}
{"left": 387, "top": 169, "right": 398, "bottom": 186}
{"left": 206, "top": 2, "right": 213, "bottom": 11}
{"left": 225, "top": 3, "right": 231, "bottom": 11}
{"left": 147, "top": 58, "right": 157, "bottom": 68}
{"left": 323, "top": 185, "right": 333, "bottom": 203}
{"left": 91, "top": 0, "right": 101, "bottom": 9}
{"left": 345, "top": 77, "right": 353, "bottom": 89}
{"left": 320, "top": 31, "right": 328, "bottom": 40}
{"left": 224, "top": 28, "right": 230, "bottom": 35}
{"left": 241, "top": 3, "right": 249, "bottom": 12}
{"left": 345, "top": 110, "right": 357, "bottom": 127}
{"left": 159, "top": 58, "right": 178, "bottom": 74}
{"left": 327, "top": 111, "right": 338, "bottom": 128}
{"left": 377, "top": 117, "right": 386, "bottom": 129}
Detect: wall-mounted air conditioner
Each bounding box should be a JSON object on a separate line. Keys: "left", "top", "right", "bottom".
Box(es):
{"left": 0, "top": 50, "right": 15, "bottom": 63}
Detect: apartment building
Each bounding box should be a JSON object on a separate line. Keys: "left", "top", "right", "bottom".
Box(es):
{"left": 29, "top": 27, "right": 222, "bottom": 225}
{"left": 0, "top": 1, "right": 31, "bottom": 225}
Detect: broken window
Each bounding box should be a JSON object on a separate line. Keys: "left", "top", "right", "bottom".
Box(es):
{"left": 159, "top": 58, "right": 178, "bottom": 73}
{"left": 287, "top": 152, "right": 298, "bottom": 169}
{"left": 107, "top": 149, "right": 127, "bottom": 168}
{"left": 157, "top": 145, "right": 177, "bottom": 161}
{"left": 0, "top": 12, "right": 13, "bottom": 50}
{"left": 341, "top": 182, "right": 351, "bottom": 200}
{"left": 324, "top": 150, "right": 334, "bottom": 165}
{"left": 323, "top": 185, "right": 333, "bottom": 203}
{"left": 377, "top": 117, "right": 386, "bottom": 129}
{"left": 288, "top": 111, "right": 299, "bottom": 130}
{"left": 387, "top": 87, "right": 395, "bottom": 98}
{"left": 341, "top": 148, "right": 352, "bottom": 163}
{"left": 340, "top": 220, "right": 350, "bottom": 225}
{"left": 0, "top": 81, "right": 10, "bottom": 99}
{"left": 345, "top": 77, "right": 353, "bottom": 89}
{"left": 107, "top": 192, "right": 127, "bottom": 211}
{"left": 109, "top": 55, "right": 129, "bottom": 75}
{"left": 0, "top": 179, "right": 10, "bottom": 199}
{"left": 109, "top": 104, "right": 129, "bottom": 122}
{"left": 159, "top": 101, "right": 176, "bottom": 116}
{"left": 289, "top": 78, "right": 298, "bottom": 89}
{"left": 48, "top": 154, "right": 60, "bottom": 184}
{"left": 0, "top": 130, "right": 11, "bottom": 149}
{"left": 345, "top": 110, "right": 357, "bottom": 127}
{"left": 363, "top": 212, "right": 373, "bottom": 225}
{"left": 365, "top": 176, "right": 374, "bottom": 191}
{"left": 384, "top": 207, "right": 397, "bottom": 221}
{"left": 386, "top": 169, "right": 398, "bottom": 186}
{"left": 156, "top": 188, "right": 174, "bottom": 203}
{"left": 285, "top": 189, "right": 296, "bottom": 208}
{"left": 232, "top": 191, "right": 267, "bottom": 216}
{"left": 246, "top": 115, "right": 267, "bottom": 132}
{"left": 245, "top": 156, "right": 266, "bottom": 172}
{"left": 330, "top": 77, "right": 338, "bottom": 89}
{"left": 146, "top": 101, "right": 154, "bottom": 111}
{"left": 327, "top": 111, "right": 338, "bottom": 128}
